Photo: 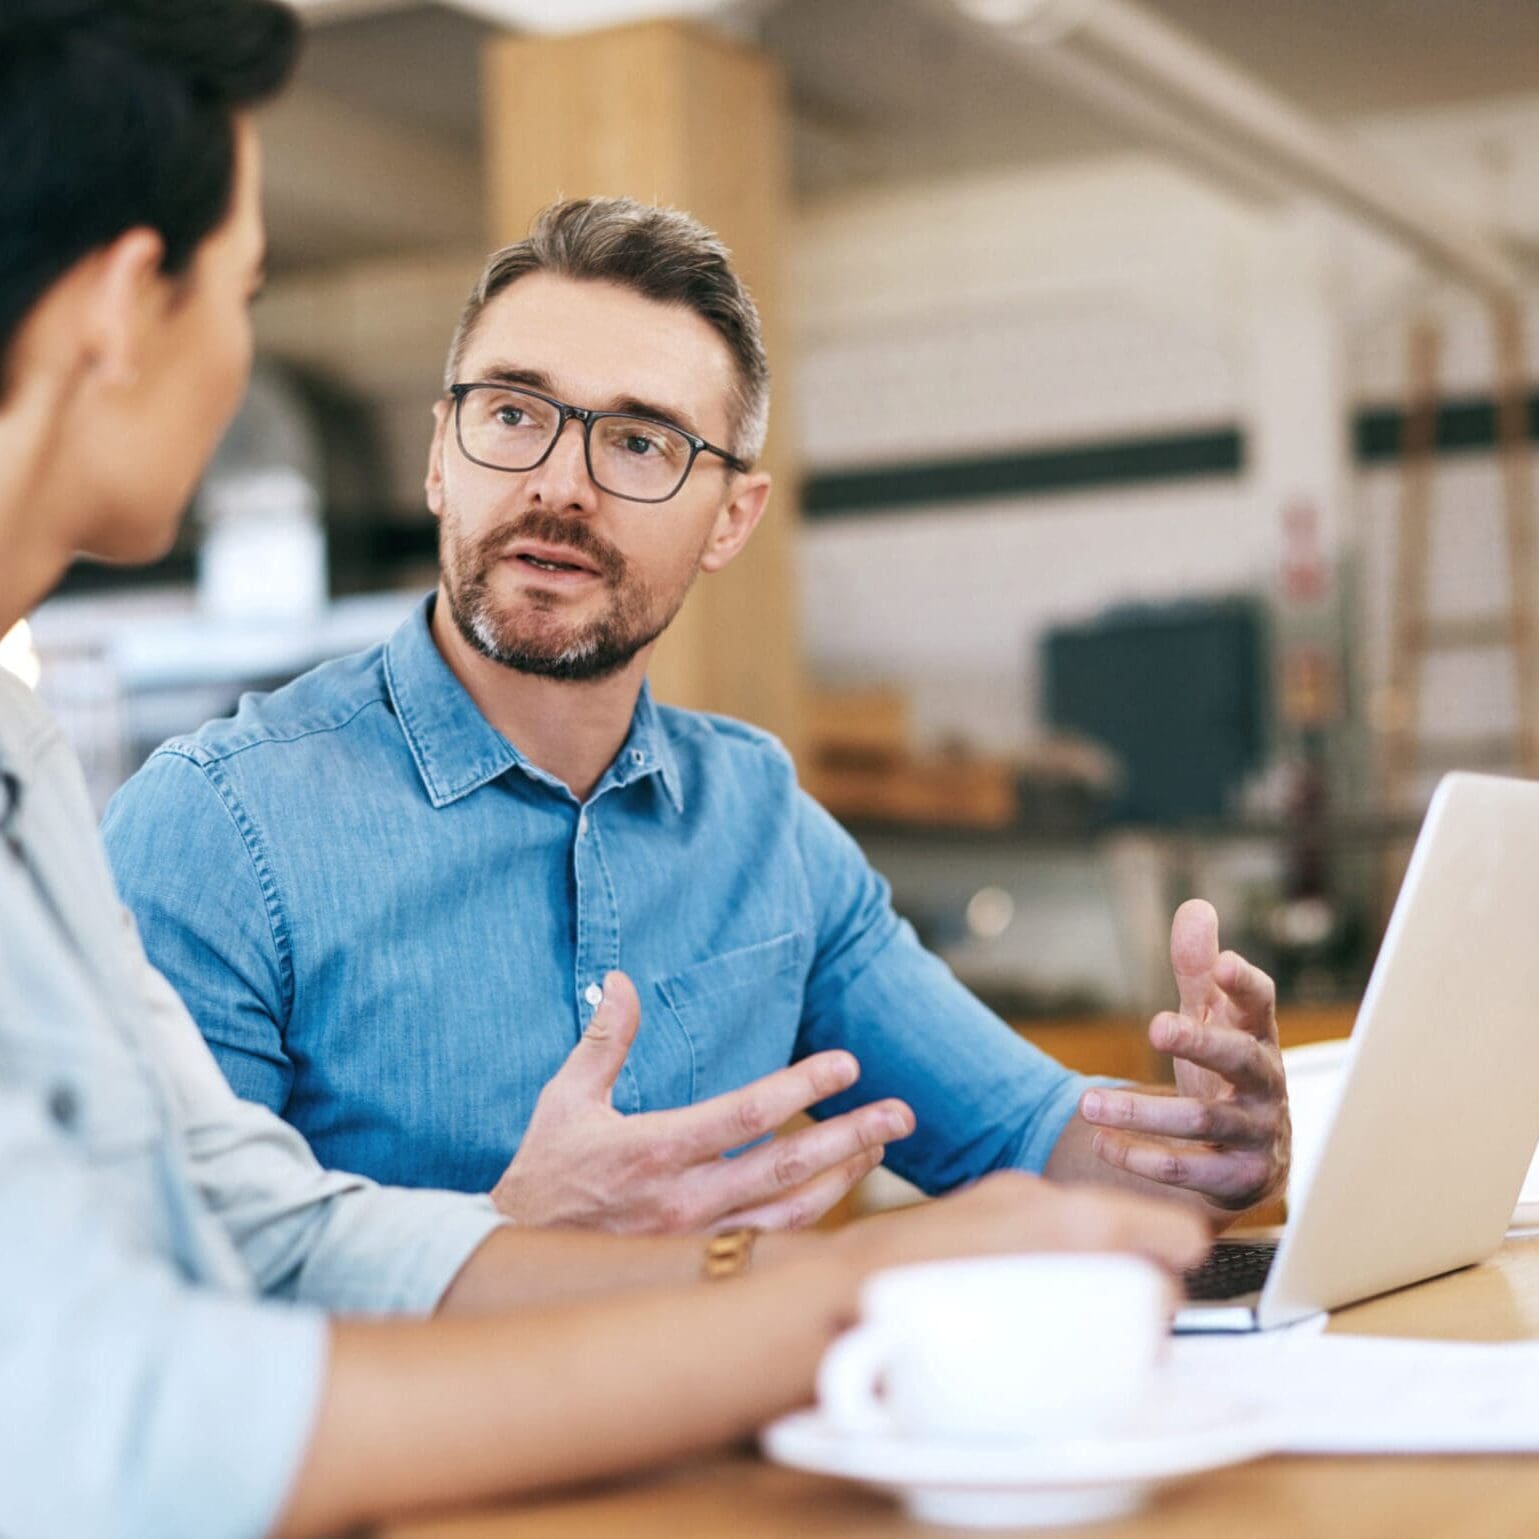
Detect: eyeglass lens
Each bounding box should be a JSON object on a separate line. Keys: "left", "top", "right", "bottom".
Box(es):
{"left": 458, "top": 385, "right": 693, "bottom": 500}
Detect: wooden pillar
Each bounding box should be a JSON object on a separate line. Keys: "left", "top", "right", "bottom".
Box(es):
{"left": 1381, "top": 316, "right": 1441, "bottom": 811}
{"left": 481, "top": 21, "right": 803, "bottom": 758}
{"left": 1492, "top": 299, "right": 1539, "bottom": 780}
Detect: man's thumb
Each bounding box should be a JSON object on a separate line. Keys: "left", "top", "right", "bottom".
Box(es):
{"left": 559, "top": 970, "right": 641, "bottom": 1100}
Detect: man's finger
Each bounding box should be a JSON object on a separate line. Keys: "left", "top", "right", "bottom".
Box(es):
{"left": 1169, "top": 898, "right": 1220, "bottom": 1022}
{"left": 550, "top": 970, "right": 641, "bottom": 1103}
{"left": 1213, "top": 950, "right": 1280, "bottom": 1042}
{"left": 696, "top": 1097, "right": 914, "bottom": 1219}
{"left": 1080, "top": 1086, "right": 1270, "bottom": 1147}
{"left": 1091, "top": 1128, "right": 1277, "bottom": 1208}
{"left": 1149, "top": 1011, "right": 1279, "bottom": 1092}
{"left": 670, "top": 1050, "right": 863, "bottom": 1160}
{"left": 712, "top": 1145, "right": 887, "bottom": 1233}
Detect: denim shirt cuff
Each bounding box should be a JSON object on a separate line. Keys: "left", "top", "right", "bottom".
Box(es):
{"left": 1013, "top": 1071, "right": 1126, "bottom": 1174}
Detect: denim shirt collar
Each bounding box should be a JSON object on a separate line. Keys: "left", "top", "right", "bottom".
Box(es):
{"left": 383, "top": 594, "right": 683, "bottom": 814}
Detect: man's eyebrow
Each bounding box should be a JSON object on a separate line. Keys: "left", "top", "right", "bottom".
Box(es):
{"left": 476, "top": 363, "right": 556, "bottom": 392}
{"left": 609, "top": 394, "right": 704, "bottom": 438}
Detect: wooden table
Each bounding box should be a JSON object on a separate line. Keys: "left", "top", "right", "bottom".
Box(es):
{"left": 386, "top": 1233, "right": 1539, "bottom": 1538}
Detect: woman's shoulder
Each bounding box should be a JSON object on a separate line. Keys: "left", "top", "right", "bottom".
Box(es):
{"left": 0, "top": 668, "right": 65, "bottom": 770}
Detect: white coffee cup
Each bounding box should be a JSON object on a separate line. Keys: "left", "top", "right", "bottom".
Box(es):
{"left": 817, "top": 1253, "right": 1168, "bottom": 1443}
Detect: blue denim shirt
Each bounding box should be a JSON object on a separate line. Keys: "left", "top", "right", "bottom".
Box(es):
{"left": 104, "top": 595, "right": 1097, "bottom": 1197}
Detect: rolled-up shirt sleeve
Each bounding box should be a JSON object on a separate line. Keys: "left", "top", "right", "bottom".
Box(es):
{"left": 0, "top": 1083, "right": 326, "bottom": 1539}
{"left": 102, "top": 747, "right": 299, "bottom": 1116}
{"left": 790, "top": 790, "right": 1112, "bottom": 1194}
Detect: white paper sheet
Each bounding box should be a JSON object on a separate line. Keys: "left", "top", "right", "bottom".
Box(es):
{"left": 1514, "top": 1139, "right": 1539, "bottom": 1227}
{"left": 1169, "top": 1333, "right": 1539, "bottom": 1453}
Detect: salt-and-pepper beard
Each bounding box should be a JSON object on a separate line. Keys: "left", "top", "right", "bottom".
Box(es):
{"left": 440, "top": 505, "right": 684, "bottom": 683}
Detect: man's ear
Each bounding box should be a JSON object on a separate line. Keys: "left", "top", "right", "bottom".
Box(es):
{"left": 425, "top": 398, "right": 450, "bottom": 519}
{"left": 83, "top": 230, "right": 166, "bottom": 388}
{"left": 699, "top": 472, "right": 772, "bottom": 574}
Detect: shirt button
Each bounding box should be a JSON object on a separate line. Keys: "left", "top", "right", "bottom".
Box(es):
{"left": 577, "top": 812, "right": 589, "bottom": 837}
{"left": 584, "top": 982, "right": 604, "bottom": 1008}
{"left": 46, "top": 1083, "right": 80, "bottom": 1130}
{"left": 630, "top": 749, "right": 646, "bottom": 766}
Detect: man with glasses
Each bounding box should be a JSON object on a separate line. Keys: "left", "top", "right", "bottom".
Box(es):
{"left": 449, "top": 379, "right": 748, "bottom": 506}
{"left": 105, "top": 197, "right": 1290, "bottom": 1234}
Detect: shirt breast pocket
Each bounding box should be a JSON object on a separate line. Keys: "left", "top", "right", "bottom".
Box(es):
{"left": 654, "top": 930, "right": 811, "bottom": 1104}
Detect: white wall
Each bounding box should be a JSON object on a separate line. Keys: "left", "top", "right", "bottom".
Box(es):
{"left": 800, "top": 483, "right": 1271, "bottom": 753}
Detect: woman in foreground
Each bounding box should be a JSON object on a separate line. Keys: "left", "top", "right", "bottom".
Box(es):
{"left": 0, "top": 5, "right": 1207, "bottom": 1537}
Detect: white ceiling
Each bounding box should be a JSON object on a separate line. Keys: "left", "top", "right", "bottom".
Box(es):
{"left": 262, "top": 0, "right": 1539, "bottom": 269}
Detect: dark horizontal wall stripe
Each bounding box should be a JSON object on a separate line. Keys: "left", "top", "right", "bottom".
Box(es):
{"left": 1355, "top": 389, "right": 1539, "bottom": 463}
{"left": 802, "top": 428, "right": 1245, "bottom": 520}
{"left": 803, "top": 389, "right": 1539, "bottom": 521}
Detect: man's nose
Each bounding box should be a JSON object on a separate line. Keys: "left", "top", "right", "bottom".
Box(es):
{"left": 523, "top": 415, "right": 598, "bottom": 511}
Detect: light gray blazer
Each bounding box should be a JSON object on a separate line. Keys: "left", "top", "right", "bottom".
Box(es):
{"left": 0, "top": 671, "right": 502, "bottom": 1539}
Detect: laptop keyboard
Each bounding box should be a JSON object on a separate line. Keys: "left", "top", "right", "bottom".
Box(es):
{"left": 1182, "top": 1240, "right": 1280, "bottom": 1302}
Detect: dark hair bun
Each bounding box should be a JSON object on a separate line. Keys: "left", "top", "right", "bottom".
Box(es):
{"left": 0, "top": 0, "right": 103, "bottom": 36}
{"left": 1, "top": 0, "right": 299, "bottom": 379}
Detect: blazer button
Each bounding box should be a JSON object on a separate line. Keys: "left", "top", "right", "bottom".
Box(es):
{"left": 46, "top": 1083, "right": 80, "bottom": 1130}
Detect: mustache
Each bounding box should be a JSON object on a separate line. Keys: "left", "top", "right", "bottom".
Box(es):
{"left": 476, "top": 510, "right": 626, "bottom": 583}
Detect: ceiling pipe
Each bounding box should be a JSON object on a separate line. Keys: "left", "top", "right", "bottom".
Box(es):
{"left": 284, "top": 0, "right": 420, "bottom": 20}
{"left": 949, "top": 0, "right": 1527, "bottom": 305}
{"left": 1010, "top": 44, "right": 1290, "bottom": 208}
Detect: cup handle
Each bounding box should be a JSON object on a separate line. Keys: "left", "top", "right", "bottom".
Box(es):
{"left": 817, "top": 1323, "right": 897, "bottom": 1434}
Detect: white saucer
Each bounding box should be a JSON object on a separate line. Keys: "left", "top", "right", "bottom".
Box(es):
{"left": 761, "top": 1388, "right": 1277, "bottom": 1529}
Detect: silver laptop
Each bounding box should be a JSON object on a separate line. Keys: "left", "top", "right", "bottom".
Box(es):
{"left": 1176, "top": 772, "right": 1539, "bottom": 1332}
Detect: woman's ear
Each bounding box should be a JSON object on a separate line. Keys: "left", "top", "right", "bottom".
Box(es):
{"left": 82, "top": 228, "right": 166, "bottom": 389}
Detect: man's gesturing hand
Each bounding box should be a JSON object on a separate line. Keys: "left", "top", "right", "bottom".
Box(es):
{"left": 490, "top": 971, "right": 915, "bottom": 1233}
{"left": 1078, "top": 899, "right": 1291, "bottom": 1212}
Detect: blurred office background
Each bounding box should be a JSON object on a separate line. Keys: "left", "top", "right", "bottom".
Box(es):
{"left": 8, "top": 0, "right": 1539, "bottom": 1079}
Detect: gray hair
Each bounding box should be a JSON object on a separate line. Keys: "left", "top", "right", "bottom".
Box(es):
{"left": 444, "top": 196, "right": 770, "bottom": 466}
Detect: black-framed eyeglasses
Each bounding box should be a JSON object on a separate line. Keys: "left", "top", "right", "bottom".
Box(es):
{"left": 448, "top": 381, "right": 749, "bottom": 505}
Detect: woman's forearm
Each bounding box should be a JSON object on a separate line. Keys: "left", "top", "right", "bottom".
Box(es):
{"left": 272, "top": 1254, "right": 856, "bottom": 1539}
{"left": 434, "top": 1219, "right": 815, "bottom": 1314}
{"left": 433, "top": 1223, "right": 704, "bottom": 1312}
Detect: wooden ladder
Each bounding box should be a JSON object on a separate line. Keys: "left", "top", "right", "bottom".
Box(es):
{"left": 1381, "top": 302, "right": 1539, "bottom": 808}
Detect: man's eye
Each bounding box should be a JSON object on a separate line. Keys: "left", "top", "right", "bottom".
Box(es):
{"left": 623, "top": 433, "right": 659, "bottom": 456}
{"left": 496, "top": 407, "right": 526, "bottom": 427}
